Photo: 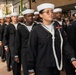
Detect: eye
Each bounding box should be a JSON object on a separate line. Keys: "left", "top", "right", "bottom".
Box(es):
{"left": 42, "top": 10, "right": 53, "bottom": 14}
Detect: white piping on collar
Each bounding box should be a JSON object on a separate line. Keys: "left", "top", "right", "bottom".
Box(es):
{"left": 41, "top": 23, "right": 63, "bottom": 70}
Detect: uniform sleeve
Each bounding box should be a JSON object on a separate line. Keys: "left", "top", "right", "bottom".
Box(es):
{"left": 14, "top": 28, "right": 21, "bottom": 56}
{"left": 27, "top": 28, "right": 38, "bottom": 71}
{"left": 63, "top": 30, "right": 75, "bottom": 61}
{"left": 0, "top": 26, "right": 3, "bottom": 41}
{"left": 3, "top": 26, "right": 9, "bottom": 46}
{"left": 66, "top": 26, "right": 75, "bottom": 50}
{"left": 0, "top": 28, "right": 2, "bottom": 41}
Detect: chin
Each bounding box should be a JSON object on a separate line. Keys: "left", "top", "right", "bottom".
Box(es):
{"left": 48, "top": 19, "right": 53, "bottom": 21}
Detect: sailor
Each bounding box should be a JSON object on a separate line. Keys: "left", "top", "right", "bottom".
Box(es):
{"left": 14, "top": 9, "right": 36, "bottom": 75}
{"left": 3, "top": 12, "right": 21, "bottom": 75}
{"left": 34, "top": 11, "right": 41, "bottom": 23}
{"left": 53, "top": 8, "right": 67, "bottom": 32}
{"left": 18, "top": 15, "right": 24, "bottom": 23}
{"left": 3, "top": 14, "right": 12, "bottom": 71}
{"left": 0, "top": 15, "right": 6, "bottom": 62}
{"left": 27, "top": 3, "right": 76, "bottom": 75}
{"left": 65, "top": 13, "right": 76, "bottom": 75}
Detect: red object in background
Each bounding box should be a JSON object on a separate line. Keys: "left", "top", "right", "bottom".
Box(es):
{"left": 56, "top": 25, "right": 62, "bottom": 29}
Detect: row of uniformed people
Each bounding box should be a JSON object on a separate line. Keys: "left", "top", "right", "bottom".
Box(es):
{"left": 48, "top": 9, "right": 76, "bottom": 75}
{"left": 52, "top": 9, "right": 76, "bottom": 75}
{"left": 0, "top": 3, "right": 76, "bottom": 75}
{"left": 65, "top": 14, "right": 76, "bottom": 75}
{"left": 12, "top": 3, "right": 76, "bottom": 75}
{"left": 0, "top": 11, "right": 40, "bottom": 57}
{"left": 0, "top": 9, "right": 41, "bottom": 75}
{"left": 27, "top": 3, "right": 76, "bottom": 75}
{"left": 0, "top": 15, "right": 12, "bottom": 72}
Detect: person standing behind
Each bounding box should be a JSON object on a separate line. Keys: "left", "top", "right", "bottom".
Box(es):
{"left": 71, "top": 13, "right": 76, "bottom": 21}
{"left": 34, "top": 11, "right": 41, "bottom": 24}
{"left": 53, "top": 8, "right": 67, "bottom": 33}
{"left": 3, "top": 12, "right": 21, "bottom": 75}
{"left": 65, "top": 17, "right": 71, "bottom": 26}
{"left": 18, "top": 15, "right": 24, "bottom": 23}
{"left": 3, "top": 14, "right": 11, "bottom": 71}
{"left": 0, "top": 15, "right": 6, "bottom": 62}
{"left": 65, "top": 13, "right": 76, "bottom": 75}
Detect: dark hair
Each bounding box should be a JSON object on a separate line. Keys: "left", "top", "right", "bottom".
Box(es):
{"left": 39, "top": 9, "right": 44, "bottom": 14}
{"left": 72, "top": 13, "right": 75, "bottom": 17}
{"left": 24, "top": 14, "right": 26, "bottom": 16}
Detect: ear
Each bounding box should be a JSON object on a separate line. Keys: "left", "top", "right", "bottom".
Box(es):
{"left": 39, "top": 14, "right": 43, "bottom": 18}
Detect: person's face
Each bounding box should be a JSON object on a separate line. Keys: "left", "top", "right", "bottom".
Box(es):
{"left": 11, "top": 16, "right": 18, "bottom": 22}
{"left": 54, "top": 12, "right": 62, "bottom": 19}
{"left": 6, "top": 17, "right": 11, "bottom": 23}
{"left": 40, "top": 8, "right": 54, "bottom": 22}
{"left": 24, "top": 13, "right": 34, "bottom": 23}
{"left": 71, "top": 15, "right": 75, "bottom": 20}
{"left": 34, "top": 14, "right": 39, "bottom": 20}
{"left": 18, "top": 18, "right": 24, "bottom": 22}
{"left": 0, "top": 19, "right": 5, "bottom": 24}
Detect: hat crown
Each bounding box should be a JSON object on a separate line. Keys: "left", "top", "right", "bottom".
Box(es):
{"left": 0, "top": 15, "right": 5, "bottom": 19}
{"left": 18, "top": 15, "right": 24, "bottom": 18}
{"left": 11, "top": 12, "right": 19, "bottom": 16}
{"left": 53, "top": 8, "right": 62, "bottom": 13}
{"left": 6, "top": 14, "right": 11, "bottom": 17}
{"left": 22, "top": 9, "right": 34, "bottom": 15}
{"left": 34, "top": 11, "right": 39, "bottom": 14}
{"left": 37, "top": 3, "right": 55, "bottom": 12}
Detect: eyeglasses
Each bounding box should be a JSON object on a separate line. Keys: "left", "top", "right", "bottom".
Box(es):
{"left": 42, "top": 10, "right": 53, "bottom": 14}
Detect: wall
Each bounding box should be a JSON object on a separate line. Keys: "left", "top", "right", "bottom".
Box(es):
{"left": 13, "top": 0, "right": 29, "bottom": 14}
{"left": 31, "top": 0, "right": 76, "bottom": 10}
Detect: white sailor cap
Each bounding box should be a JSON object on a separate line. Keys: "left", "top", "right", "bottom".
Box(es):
{"left": 22, "top": 9, "right": 34, "bottom": 15}
{"left": 6, "top": 14, "right": 11, "bottom": 18}
{"left": 0, "top": 15, "right": 5, "bottom": 19}
{"left": 75, "top": 14, "right": 76, "bottom": 16}
{"left": 53, "top": 8, "right": 62, "bottom": 13}
{"left": 37, "top": 3, "right": 55, "bottom": 12}
{"left": 18, "top": 15, "right": 24, "bottom": 18}
{"left": 34, "top": 11, "right": 39, "bottom": 15}
{"left": 11, "top": 12, "right": 19, "bottom": 16}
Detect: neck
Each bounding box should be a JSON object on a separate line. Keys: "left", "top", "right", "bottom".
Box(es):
{"left": 12, "top": 21, "right": 18, "bottom": 24}
{"left": 1, "top": 23, "right": 4, "bottom": 24}
{"left": 6, "top": 22, "right": 10, "bottom": 24}
{"left": 43, "top": 20, "right": 52, "bottom": 25}
{"left": 56, "top": 18, "right": 61, "bottom": 21}
{"left": 25, "top": 22, "right": 33, "bottom": 26}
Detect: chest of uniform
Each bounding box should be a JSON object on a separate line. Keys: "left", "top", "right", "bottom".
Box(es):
{"left": 9, "top": 26, "right": 16, "bottom": 34}
{"left": 37, "top": 29, "right": 61, "bottom": 44}
{"left": 20, "top": 26, "right": 29, "bottom": 37}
